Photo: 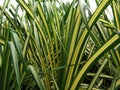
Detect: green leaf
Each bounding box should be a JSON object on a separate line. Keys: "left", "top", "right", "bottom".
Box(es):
{"left": 11, "top": 32, "right": 26, "bottom": 69}
{"left": 27, "top": 65, "right": 45, "bottom": 90}
{"left": 71, "top": 34, "right": 120, "bottom": 89}
{"left": 88, "top": 0, "right": 113, "bottom": 28}
{"left": 88, "top": 56, "right": 108, "bottom": 90}
{"left": 1, "top": 0, "right": 10, "bottom": 14}
{"left": 8, "top": 42, "right": 21, "bottom": 90}
{"left": 79, "top": 0, "right": 88, "bottom": 26}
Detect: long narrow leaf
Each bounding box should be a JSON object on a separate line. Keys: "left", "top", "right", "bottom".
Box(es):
{"left": 71, "top": 34, "right": 120, "bottom": 89}
{"left": 8, "top": 42, "right": 21, "bottom": 90}
{"left": 27, "top": 65, "right": 45, "bottom": 90}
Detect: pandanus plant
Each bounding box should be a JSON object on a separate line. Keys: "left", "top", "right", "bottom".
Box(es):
{"left": 0, "top": 0, "right": 120, "bottom": 90}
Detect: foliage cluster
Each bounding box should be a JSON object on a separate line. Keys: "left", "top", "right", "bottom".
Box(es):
{"left": 0, "top": 0, "right": 120, "bottom": 90}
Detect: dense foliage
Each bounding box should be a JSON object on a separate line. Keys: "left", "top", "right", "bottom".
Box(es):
{"left": 0, "top": 0, "right": 120, "bottom": 90}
